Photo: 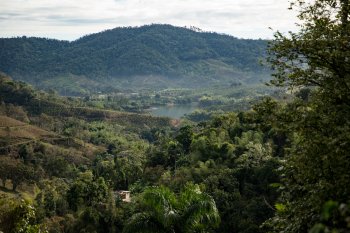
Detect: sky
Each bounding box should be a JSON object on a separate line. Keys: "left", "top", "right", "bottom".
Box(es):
{"left": 0, "top": 0, "right": 298, "bottom": 41}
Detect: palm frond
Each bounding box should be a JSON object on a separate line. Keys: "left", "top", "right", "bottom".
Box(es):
{"left": 124, "top": 184, "right": 220, "bottom": 233}
{"left": 123, "top": 212, "right": 167, "bottom": 233}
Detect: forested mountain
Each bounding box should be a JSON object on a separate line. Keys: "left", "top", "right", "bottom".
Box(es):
{"left": 0, "top": 24, "right": 269, "bottom": 95}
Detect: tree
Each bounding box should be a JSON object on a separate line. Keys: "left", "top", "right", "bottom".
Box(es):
{"left": 35, "top": 178, "right": 69, "bottom": 217}
{"left": 18, "top": 144, "right": 34, "bottom": 164}
{"left": 0, "top": 157, "right": 35, "bottom": 191}
{"left": 268, "top": 0, "right": 350, "bottom": 99}
{"left": 123, "top": 183, "right": 220, "bottom": 233}
{"left": 0, "top": 198, "right": 46, "bottom": 233}
{"left": 66, "top": 171, "right": 108, "bottom": 211}
{"left": 10, "top": 163, "right": 35, "bottom": 191}
{"left": 266, "top": 0, "right": 350, "bottom": 232}
{"left": 0, "top": 157, "right": 10, "bottom": 186}
{"left": 175, "top": 125, "right": 193, "bottom": 154}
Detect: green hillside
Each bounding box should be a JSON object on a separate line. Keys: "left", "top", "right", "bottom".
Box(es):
{"left": 0, "top": 24, "right": 269, "bottom": 95}
{"left": 0, "top": 73, "right": 170, "bottom": 129}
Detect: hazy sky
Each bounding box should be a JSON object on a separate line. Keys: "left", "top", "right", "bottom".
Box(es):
{"left": 0, "top": 0, "right": 298, "bottom": 40}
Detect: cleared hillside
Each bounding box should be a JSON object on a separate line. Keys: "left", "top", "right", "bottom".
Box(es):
{"left": 0, "top": 116, "right": 56, "bottom": 145}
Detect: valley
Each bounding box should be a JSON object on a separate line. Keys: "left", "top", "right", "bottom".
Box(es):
{"left": 0, "top": 3, "right": 349, "bottom": 231}
{"left": 0, "top": 25, "right": 280, "bottom": 233}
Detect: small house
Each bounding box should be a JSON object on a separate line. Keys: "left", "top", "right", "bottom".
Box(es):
{"left": 116, "top": 190, "right": 131, "bottom": 202}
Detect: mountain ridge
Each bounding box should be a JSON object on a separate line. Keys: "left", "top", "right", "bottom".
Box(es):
{"left": 0, "top": 24, "right": 270, "bottom": 95}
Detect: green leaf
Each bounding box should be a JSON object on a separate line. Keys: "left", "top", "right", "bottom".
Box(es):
{"left": 275, "top": 203, "right": 287, "bottom": 213}
{"left": 321, "top": 200, "right": 338, "bottom": 221}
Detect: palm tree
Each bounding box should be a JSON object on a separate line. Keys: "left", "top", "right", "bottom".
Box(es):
{"left": 177, "top": 184, "right": 220, "bottom": 233}
{"left": 123, "top": 183, "right": 220, "bottom": 233}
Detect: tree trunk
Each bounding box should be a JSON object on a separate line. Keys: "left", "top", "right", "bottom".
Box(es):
{"left": 12, "top": 182, "right": 17, "bottom": 191}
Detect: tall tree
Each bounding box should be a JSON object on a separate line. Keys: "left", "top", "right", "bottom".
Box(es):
{"left": 267, "top": 0, "right": 350, "bottom": 232}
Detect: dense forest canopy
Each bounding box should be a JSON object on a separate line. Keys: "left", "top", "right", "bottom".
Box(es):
{"left": 0, "top": 24, "right": 270, "bottom": 94}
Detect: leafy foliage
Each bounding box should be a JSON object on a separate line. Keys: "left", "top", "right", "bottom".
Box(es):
{"left": 123, "top": 184, "right": 220, "bottom": 233}
{"left": 0, "top": 197, "right": 46, "bottom": 233}
{"left": 265, "top": 0, "right": 350, "bottom": 232}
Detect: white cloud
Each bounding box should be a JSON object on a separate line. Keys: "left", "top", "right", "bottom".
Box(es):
{"left": 0, "top": 0, "right": 298, "bottom": 40}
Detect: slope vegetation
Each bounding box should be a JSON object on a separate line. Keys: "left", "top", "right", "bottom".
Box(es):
{"left": 0, "top": 24, "right": 269, "bottom": 94}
